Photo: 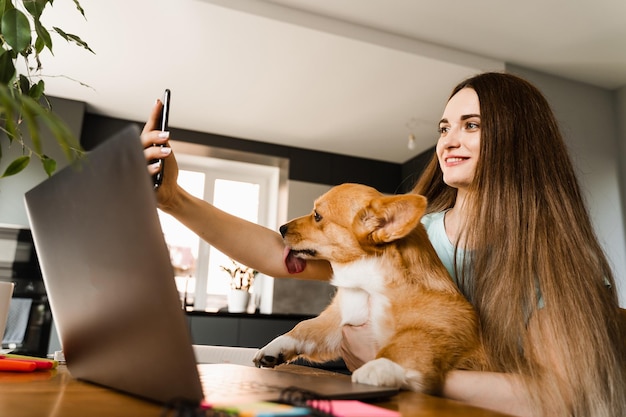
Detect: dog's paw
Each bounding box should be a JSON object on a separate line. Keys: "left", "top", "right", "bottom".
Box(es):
{"left": 253, "top": 351, "right": 286, "bottom": 368}
{"left": 351, "top": 358, "right": 412, "bottom": 389}
{"left": 253, "top": 335, "right": 299, "bottom": 368}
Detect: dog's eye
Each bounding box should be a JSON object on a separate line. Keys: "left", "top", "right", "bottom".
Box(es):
{"left": 313, "top": 211, "right": 322, "bottom": 222}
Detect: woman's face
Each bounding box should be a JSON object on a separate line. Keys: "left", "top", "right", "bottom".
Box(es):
{"left": 436, "top": 88, "right": 481, "bottom": 191}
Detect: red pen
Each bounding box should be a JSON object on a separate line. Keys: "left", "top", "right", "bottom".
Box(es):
{"left": 0, "top": 358, "right": 37, "bottom": 372}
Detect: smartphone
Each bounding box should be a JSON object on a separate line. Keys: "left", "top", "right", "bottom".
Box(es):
{"left": 151, "top": 89, "right": 171, "bottom": 189}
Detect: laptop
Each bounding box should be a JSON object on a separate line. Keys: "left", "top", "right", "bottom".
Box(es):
{"left": 23, "top": 125, "right": 398, "bottom": 406}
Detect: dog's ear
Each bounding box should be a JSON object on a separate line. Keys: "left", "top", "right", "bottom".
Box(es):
{"left": 354, "top": 194, "right": 427, "bottom": 244}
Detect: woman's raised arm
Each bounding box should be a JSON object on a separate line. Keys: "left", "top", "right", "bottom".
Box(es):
{"left": 139, "top": 99, "right": 333, "bottom": 281}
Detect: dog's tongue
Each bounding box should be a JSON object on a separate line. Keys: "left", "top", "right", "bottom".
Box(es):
{"left": 283, "top": 246, "right": 306, "bottom": 274}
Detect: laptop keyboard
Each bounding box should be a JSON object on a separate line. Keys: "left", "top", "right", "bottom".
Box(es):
{"left": 200, "top": 374, "right": 283, "bottom": 397}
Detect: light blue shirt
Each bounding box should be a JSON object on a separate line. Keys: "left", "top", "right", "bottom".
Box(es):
{"left": 420, "top": 211, "right": 464, "bottom": 287}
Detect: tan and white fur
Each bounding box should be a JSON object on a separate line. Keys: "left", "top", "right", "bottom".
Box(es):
{"left": 253, "top": 183, "right": 486, "bottom": 394}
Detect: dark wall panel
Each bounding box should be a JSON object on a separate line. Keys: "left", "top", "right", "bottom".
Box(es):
{"left": 81, "top": 113, "right": 424, "bottom": 195}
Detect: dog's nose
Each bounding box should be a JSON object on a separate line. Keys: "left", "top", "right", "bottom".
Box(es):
{"left": 279, "top": 224, "right": 288, "bottom": 238}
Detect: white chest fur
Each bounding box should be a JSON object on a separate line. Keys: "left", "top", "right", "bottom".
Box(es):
{"left": 330, "top": 258, "right": 389, "bottom": 327}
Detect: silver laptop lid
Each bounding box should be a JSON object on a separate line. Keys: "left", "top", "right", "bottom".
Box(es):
{"left": 24, "top": 125, "right": 203, "bottom": 404}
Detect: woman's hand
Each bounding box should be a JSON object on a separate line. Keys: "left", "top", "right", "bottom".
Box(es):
{"left": 341, "top": 322, "right": 379, "bottom": 372}
{"left": 140, "top": 99, "right": 179, "bottom": 210}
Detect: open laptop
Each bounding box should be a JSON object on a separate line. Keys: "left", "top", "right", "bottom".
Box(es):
{"left": 23, "top": 125, "right": 398, "bottom": 406}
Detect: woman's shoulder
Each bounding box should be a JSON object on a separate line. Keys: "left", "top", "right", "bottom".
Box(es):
{"left": 421, "top": 210, "right": 450, "bottom": 246}
{"left": 421, "top": 210, "right": 446, "bottom": 229}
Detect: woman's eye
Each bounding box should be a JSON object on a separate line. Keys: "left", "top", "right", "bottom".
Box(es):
{"left": 466, "top": 122, "right": 479, "bottom": 130}
{"left": 313, "top": 211, "right": 322, "bottom": 222}
{"left": 438, "top": 126, "right": 449, "bottom": 134}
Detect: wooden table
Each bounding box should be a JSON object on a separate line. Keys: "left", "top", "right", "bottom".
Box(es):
{"left": 0, "top": 366, "right": 511, "bottom": 417}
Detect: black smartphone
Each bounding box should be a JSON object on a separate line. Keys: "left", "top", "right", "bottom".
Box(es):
{"left": 151, "top": 89, "right": 171, "bottom": 189}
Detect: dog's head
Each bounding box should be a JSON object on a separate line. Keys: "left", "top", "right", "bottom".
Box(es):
{"left": 281, "top": 183, "right": 427, "bottom": 273}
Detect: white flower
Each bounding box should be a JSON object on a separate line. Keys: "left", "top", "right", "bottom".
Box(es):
{"left": 220, "top": 258, "right": 258, "bottom": 291}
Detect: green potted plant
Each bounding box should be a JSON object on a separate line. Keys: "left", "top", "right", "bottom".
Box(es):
{"left": 220, "top": 258, "right": 258, "bottom": 313}
{"left": 0, "top": 0, "right": 93, "bottom": 180}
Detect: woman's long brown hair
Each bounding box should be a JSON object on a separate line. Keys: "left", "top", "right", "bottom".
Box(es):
{"left": 414, "top": 72, "right": 626, "bottom": 416}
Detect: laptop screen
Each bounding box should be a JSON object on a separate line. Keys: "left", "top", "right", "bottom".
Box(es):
{"left": 25, "top": 125, "right": 204, "bottom": 403}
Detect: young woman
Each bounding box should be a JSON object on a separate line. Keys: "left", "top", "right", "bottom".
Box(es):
{"left": 141, "top": 72, "right": 626, "bottom": 416}
{"left": 346, "top": 73, "right": 626, "bottom": 417}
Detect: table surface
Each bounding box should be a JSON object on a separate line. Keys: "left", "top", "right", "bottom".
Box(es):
{"left": 0, "top": 365, "right": 511, "bottom": 417}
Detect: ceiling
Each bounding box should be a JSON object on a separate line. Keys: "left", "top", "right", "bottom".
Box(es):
{"left": 37, "top": 0, "right": 626, "bottom": 164}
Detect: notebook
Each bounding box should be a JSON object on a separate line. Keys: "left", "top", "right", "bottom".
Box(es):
{"left": 23, "top": 125, "right": 398, "bottom": 406}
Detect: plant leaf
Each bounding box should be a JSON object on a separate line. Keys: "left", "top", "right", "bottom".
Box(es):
{"left": 41, "top": 154, "right": 56, "bottom": 177}
{"left": 2, "top": 8, "right": 32, "bottom": 53}
{"left": 0, "top": 84, "right": 19, "bottom": 142}
{"left": 52, "top": 27, "right": 94, "bottom": 53}
{"left": 19, "top": 74, "right": 30, "bottom": 94}
{"left": 20, "top": 98, "right": 42, "bottom": 154}
{"left": 23, "top": 0, "right": 49, "bottom": 20}
{"left": 34, "top": 19, "right": 52, "bottom": 52}
{"left": 2, "top": 155, "right": 30, "bottom": 178}
{"left": 34, "top": 32, "right": 45, "bottom": 54}
{"left": 71, "top": 0, "right": 86, "bottom": 18}
{"left": 0, "top": 49, "right": 16, "bottom": 84}
{"left": 29, "top": 79, "right": 45, "bottom": 99}
{"left": 20, "top": 93, "right": 82, "bottom": 161}
{"left": 0, "top": 0, "right": 15, "bottom": 20}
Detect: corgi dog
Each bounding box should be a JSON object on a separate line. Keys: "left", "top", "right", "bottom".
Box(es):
{"left": 252, "top": 183, "right": 486, "bottom": 394}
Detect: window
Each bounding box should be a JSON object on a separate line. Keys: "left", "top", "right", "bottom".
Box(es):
{"left": 157, "top": 141, "right": 288, "bottom": 313}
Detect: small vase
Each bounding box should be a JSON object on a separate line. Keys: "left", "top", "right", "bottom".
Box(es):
{"left": 227, "top": 289, "right": 251, "bottom": 313}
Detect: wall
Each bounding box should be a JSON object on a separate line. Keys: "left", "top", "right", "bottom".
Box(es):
{"left": 509, "top": 65, "right": 626, "bottom": 306}
{"left": 617, "top": 85, "right": 626, "bottom": 238}
{"left": 0, "top": 98, "right": 85, "bottom": 226}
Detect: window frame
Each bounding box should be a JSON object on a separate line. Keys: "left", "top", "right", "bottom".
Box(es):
{"left": 163, "top": 140, "right": 289, "bottom": 313}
